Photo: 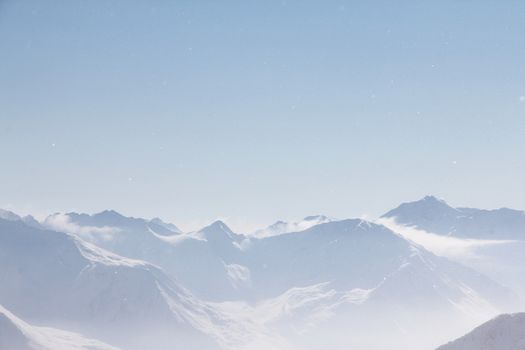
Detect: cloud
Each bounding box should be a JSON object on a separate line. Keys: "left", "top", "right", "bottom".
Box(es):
{"left": 253, "top": 216, "right": 334, "bottom": 238}
{"left": 43, "top": 214, "right": 120, "bottom": 242}
{"left": 376, "top": 217, "right": 514, "bottom": 260}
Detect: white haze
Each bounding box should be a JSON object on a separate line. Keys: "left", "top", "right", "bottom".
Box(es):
{"left": 377, "top": 217, "right": 515, "bottom": 260}
{"left": 43, "top": 213, "right": 120, "bottom": 242}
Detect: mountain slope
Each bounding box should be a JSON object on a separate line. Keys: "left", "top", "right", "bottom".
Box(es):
{"left": 0, "top": 304, "right": 119, "bottom": 350}
{"left": 235, "top": 220, "right": 519, "bottom": 349}
{"left": 382, "top": 196, "right": 525, "bottom": 299}
{"left": 244, "top": 220, "right": 514, "bottom": 304}
{"left": 437, "top": 313, "right": 525, "bottom": 350}
{"left": 0, "top": 218, "right": 223, "bottom": 350}
{"left": 43, "top": 212, "right": 247, "bottom": 301}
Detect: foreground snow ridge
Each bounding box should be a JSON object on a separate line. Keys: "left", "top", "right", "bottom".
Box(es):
{"left": 437, "top": 313, "right": 525, "bottom": 350}
{"left": 0, "top": 305, "right": 119, "bottom": 350}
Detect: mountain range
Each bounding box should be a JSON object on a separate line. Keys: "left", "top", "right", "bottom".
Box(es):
{"left": 1, "top": 195, "right": 524, "bottom": 349}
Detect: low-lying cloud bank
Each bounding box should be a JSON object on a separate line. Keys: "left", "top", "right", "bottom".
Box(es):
{"left": 43, "top": 213, "right": 120, "bottom": 242}
{"left": 376, "top": 217, "right": 515, "bottom": 260}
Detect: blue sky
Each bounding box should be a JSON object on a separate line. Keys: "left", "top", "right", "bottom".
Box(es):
{"left": 1, "top": 0, "right": 524, "bottom": 231}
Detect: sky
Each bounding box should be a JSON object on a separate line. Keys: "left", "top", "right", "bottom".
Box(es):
{"left": 1, "top": 0, "right": 525, "bottom": 232}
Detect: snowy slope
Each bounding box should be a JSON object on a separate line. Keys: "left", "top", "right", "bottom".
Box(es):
{"left": 42, "top": 212, "right": 247, "bottom": 301}
{"left": 235, "top": 220, "right": 518, "bottom": 349}
{"left": 215, "top": 260, "right": 513, "bottom": 350}
{"left": 244, "top": 220, "right": 514, "bottom": 304}
{"left": 189, "top": 219, "right": 518, "bottom": 349}
{"left": 0, "top": 218, "right": 226, "bottom": 350}
{"left": 437, "top": 313, "right": 525, "bottom": 350}
{"left": 0, "top": 304, "right": 119, "bottom": 350}
{"left": 381, "top": 196, "right": 525, "bottom": 299}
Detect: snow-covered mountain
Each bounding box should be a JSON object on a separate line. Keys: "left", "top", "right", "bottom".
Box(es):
{"left": 41, "top": 210, "right": 518, "bottom": 313}
{"left": 0, "top": 208, "right": 42, "bottom": 228}
{"left": 150, "top": 220, "right": 250, "bottom": 300}
{"left": 253, "top": 215, "right": 334, "bottom": 237}
{"left": 236, "top": 219, "right": 518, "bottom": 348}
{"left": 4, "top": 204, "right": 523, "bottom": 350}
{"left": 383, "top": 195, "right": 525, "bottom": 240}
{"left": 0, "top": 304, "right": 119, "bottom": 350}
{"left": 0, "top": 208, "right": 21, "bottom": 221}
{"left": 149, "top": 217, "right": 182, "bottom": 234}
{"left": 243, "top": 220, "right": 515, "bottom": 304}
{"left": 44, "top": 210, "right": 180, "bottom": 241}
{"left": 381, "top": 196, "right": 525, "bottom": 299}
{"left": 0, "top": 217, "right": 229, "bottom": 350}
{"left": 437, "top": 313, "right": 525, "bottom": 350}
{"left": 43, "top": 211, "right": 249, "bottom": 300}
{"left": 215, "top": 246, "right": 516, "bottom": 350}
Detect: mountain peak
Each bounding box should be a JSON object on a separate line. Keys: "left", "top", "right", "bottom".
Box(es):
{"left": 0, "top": 209, "right": 21, "bottom": 222}
{"left": 198, "top": 220, "right": 246, "bottom": 244}
{"left": 95, "top": 209, "right": 125, "bottom": 219}
{"left": 410, "top": 195, "right": 456, "bottom": 212}
{"left": 303, "top": 215, "right": 329, "bottom": 222}
{"left": 63, "top": 209, "right": 143, "bottom": 229}
{"left": 205, "top": 220, "right": 232, "bottom": 232}
{"left": 422, "top": 195, "right": 445, "bottom": 203}
{"left": 149, "top": 217, "right": 181, "bottom": 234}
{"left": 406, "top": 195, "right": 450, "bottom": 208}
{"left": 423, "top": 194, "right": 438, "bottom": 200}
{"left": 382, "top": 195, "right": 456, "bottom": 219}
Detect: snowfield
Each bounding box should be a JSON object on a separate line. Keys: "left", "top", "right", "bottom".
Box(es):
{"left": 0, "top": 305, "right": 119, "bottom": 350}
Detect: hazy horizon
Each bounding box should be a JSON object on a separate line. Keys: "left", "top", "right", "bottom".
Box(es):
{"left": 2, "top": 194, "right": 524, "bottom": 234}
